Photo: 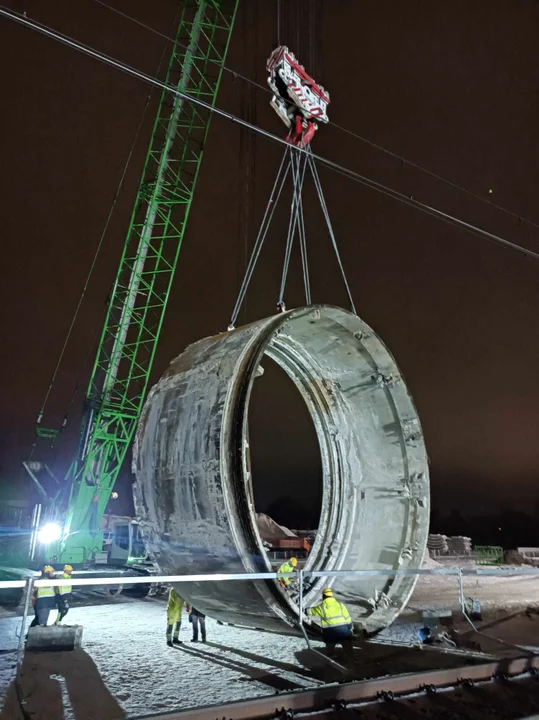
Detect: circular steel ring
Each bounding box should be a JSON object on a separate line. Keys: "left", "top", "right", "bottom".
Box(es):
{"left": 133, "top": 305, "right": 429, "bottom": 633}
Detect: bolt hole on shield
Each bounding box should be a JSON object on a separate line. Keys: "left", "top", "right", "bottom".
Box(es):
{"left": 133, "top": 305, "right": 429, "bottom": 634}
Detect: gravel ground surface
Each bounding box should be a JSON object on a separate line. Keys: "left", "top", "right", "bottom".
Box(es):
{"left": 407, "top": 560, "right": 539, "bottom": 617}
{"left": 0, "top": 597, "right": 329, "bottom": 718}
{"left": 1, "top": 561, "right": 538, "bottom": 718}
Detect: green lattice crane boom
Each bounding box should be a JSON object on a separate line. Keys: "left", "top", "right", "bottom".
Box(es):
{"left": 49, "top": 0, "right": 238, "bottom": 565}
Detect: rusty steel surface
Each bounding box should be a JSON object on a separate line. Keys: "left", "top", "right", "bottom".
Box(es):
{"left": 136, "top": 655, "right": 539, "bottom": 720}
{"left": 133, "top": 305, "right": 429, "bottom": 633}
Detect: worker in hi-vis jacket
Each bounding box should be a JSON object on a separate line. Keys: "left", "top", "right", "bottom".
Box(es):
{"left": 166, "top": 587, "right": 186, "bottom": 646}
{"left": 306, "top": 588, "right": 354, "bottom": 659}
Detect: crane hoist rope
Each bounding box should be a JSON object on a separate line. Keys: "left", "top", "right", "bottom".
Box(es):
{"left": 280, "top": 149, "right": 311, "bottom": 306}
{"left": 229, "top": 46, "right": 355, "bottom": 329}
{"left": 278, "top": 149, "right": 309, "bottom": 308}
{"left": 4, "top": 7, "right": 538, "bottom": 265}
{"left": 88, "top": 0, "right": 539, "bottom": 235}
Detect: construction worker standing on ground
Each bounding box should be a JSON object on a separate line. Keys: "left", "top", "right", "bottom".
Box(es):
{"left": 188, "top": 606, "right": 207, "bottom": 642}
{"left": 55, "top": 565, "right": 73, "bottom": 625}
{"left": 166, "top": 587, "right": 185, "bottom": 647}
{"left": 306, "top": 588, "right": 354, "bottom": 659}
{"left": 278, "top": 556, "right": 298, "bottom": 590}
{"left": 30, "top": 566, "right": 59, "bottom": 627}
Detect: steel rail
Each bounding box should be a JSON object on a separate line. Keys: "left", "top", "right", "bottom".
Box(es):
{"left": 135, "top": 655, "right": 539, "bottom": 720}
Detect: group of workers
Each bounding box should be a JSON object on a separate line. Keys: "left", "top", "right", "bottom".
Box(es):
{"left": 31, "top": 559, "right": 354, "bottom": 659}
{"left": 166, "top": 587, "right": 207, "bottom": 646}
{"left": 30, "top": 564, "right": 73, "bottom": 628}
{"left": 166, "top": 557, "right": 353, "bottom": 658}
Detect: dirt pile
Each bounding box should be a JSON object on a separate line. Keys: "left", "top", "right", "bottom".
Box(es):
{"left": 505, "top": 549, "right": 534, "bottom": 566}
{"left": 422, "top": 549, "right": 443, "bottom": 569}
{"left": 256, "top": 513, "right": 296, "bottom": 540}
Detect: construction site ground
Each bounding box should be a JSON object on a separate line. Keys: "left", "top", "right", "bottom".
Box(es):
{"left": 1, "top": 561, "right": 539, "bottom": 719}
{"left": 408, "top": 556, "right": 539, "bottom": 619}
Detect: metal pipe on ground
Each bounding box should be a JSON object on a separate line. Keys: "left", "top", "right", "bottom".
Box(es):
{"left": 25, "top": 626, "right": 83, "bottom": 652}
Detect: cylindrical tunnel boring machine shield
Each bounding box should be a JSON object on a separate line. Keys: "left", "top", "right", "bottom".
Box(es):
{"left": 133, "top": 305, "right": 429, "bottom": 634}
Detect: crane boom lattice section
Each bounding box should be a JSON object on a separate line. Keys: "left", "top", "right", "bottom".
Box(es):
{"left": 62, "top": 0, "right": 238, "bottom": 563}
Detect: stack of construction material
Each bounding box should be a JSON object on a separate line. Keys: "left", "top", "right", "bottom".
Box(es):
{"left": 447, "top": 536, "right": 472, "bottom": 555}
{"left": 291, "top": 529, "right": 318, "bottom": 545}
{"left": 506, "top": 549, "right": 534, "bottom": 566}
{"left": 515, "top": 548, "right": 539, "bottom": 566}
{"left": 427, "top": 534, "right": 449, "bottom": 555}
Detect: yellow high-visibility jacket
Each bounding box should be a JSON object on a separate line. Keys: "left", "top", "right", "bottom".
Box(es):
{"left": 167, "top": 588, "right": 184, "bottom": 623}
{"left": 34, "top": 583, "right": 58, "bottom": 610}
{"left": 278, "top": 561, "right": 296, "bottom": 587}
{"left": 307, "top": 596, "right": 352, "bottom": 628}
{"left": 58, "top": 573, "right": 72, "bottom": 596}
{"left": 36, "top": 585, "right": 56, "bottom": 598}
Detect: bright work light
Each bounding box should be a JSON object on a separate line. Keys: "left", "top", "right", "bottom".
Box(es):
{"left": 37, "top": 522, "right": 62, "bottom": 544}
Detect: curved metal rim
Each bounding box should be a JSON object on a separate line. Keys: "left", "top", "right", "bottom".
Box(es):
{"left": 222, "top": 305, "right": 429, "bottom": 629}
{"left": 134, "top": 304, "right": 430, "bottom": 633}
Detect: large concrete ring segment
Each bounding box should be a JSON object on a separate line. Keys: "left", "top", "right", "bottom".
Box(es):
{"left": 133, "top": 305, "right": 429, "bottom": 634}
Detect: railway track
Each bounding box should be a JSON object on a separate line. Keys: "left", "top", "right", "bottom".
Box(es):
{"left": 141, "top": 654, "right": 539, "bottom": 720}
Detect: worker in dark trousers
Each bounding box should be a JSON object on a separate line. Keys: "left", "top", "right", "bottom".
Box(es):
{"left": 306, "top": 588, "right": 354, "bottom": 659}
{"left": 55, "top": 564, "right": 73, "bottom": 625}
{"left": 30, "top": 566, "right": 59, "bottom": 627}
{"left": 189, "top": 606, "right": 207, "bottom": 642}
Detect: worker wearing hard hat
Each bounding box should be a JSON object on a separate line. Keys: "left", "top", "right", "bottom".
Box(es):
{"left": 306, "top": 588, "right": 354, "bottom": 658}
{"left": 55, "top": 565, "right": 73, "bottom": 625}
{"left": 166, "top": 587, "right": 186, "bottom": 647}
{"left": 278, "top": 557, "right": 298, "bottom": 589}
{"left": 29, "top": 565, "right": 59, "bottom": 628}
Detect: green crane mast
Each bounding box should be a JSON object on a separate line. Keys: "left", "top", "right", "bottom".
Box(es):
{"left": 50, "top": 0, "right": 238, "bottom": 564}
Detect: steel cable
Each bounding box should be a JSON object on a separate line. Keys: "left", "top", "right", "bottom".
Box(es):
{"left": 90, "top": 0, "right": 539, "bottom": 234}
{"left": 230, "top": 147, "right": 291, "bottom": 327}
{"left": 296, "top": 156, "right": 311, "bottom": 305}
{"left": 278, "top": 150, "right": 308, "bottom": 306}
{"left": 4, "top": 5, "right": 539, "bottom": 270}
{"left": 308, "top": 151, "right": 356, "bottom": 314}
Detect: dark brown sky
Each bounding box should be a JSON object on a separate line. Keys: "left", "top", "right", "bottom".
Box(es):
{"left": 1, "top": 0, "right": 539, "bottom": 518}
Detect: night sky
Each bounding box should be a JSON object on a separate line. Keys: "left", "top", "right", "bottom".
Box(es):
{"left": 2, "top": 0, "right": 539, "bottom": 525}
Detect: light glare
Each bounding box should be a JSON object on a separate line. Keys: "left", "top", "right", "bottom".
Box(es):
{"left": 37, "top": 522, "right": 62, "bottom": 544}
